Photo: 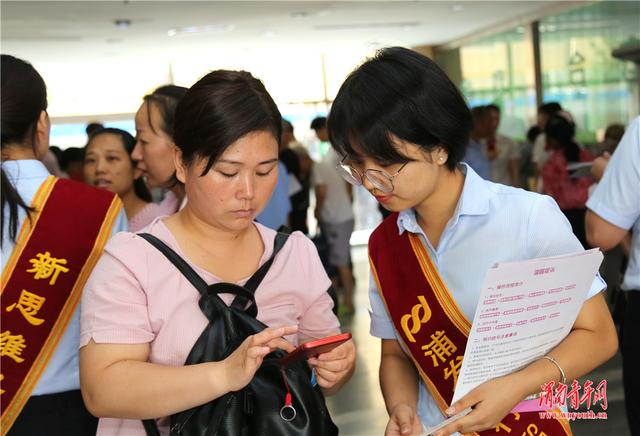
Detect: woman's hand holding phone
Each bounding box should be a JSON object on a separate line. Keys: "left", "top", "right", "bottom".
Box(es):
{"left": 307, "top": 337, "right": 356, "bottom": 392}
{"left": 223, "top": 326, "right": 297, "bottom": 392}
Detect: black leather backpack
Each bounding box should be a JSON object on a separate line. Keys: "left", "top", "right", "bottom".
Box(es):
{"left": 139, "top": 232, "right": 338, "bottom": 436}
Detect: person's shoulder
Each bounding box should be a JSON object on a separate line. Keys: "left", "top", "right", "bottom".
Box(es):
{"left": 104, "top": 231, "right": 145, "bottom": 256}
{"left": 370, "top": 212, "right": 400, "bottom": 245}
{"left": 258, "top": 227, "right": 322, "bottom": 267}
{"left": 282, "top": 229, "right": 316, "bottom": 252}
{"left": 128, "top": 204, "right": 168, "bottom": 232}
{"left": 487, "top": 181, "right": 555, "bottom": 213}
{"left": 141, "top": 201, "right": 168, "bottom": 214}
{"left": 628, "top": 116, "right": 640, "bottom": 135}
{"left": 619, "top": 116, "right": 640, "bottom": 153}
{"left": 542, "top": 149, "right": 563, "bottom": 166}
{"left": 104, "top": 219, "right": 167, "bottom": 259}
{"left": 57, "top": 177, "right": 116, "bottom": 200}
{"left": 488, "top": 181, "right": 538, "bottom": 198}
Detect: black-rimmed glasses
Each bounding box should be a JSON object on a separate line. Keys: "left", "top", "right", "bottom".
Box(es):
{"left": 335, "top": 156, "right": 408, "bottom": 194}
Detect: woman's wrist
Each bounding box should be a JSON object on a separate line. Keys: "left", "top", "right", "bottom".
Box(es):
{"left": 507, "top": 368, "right": 544, "bottom": 401}
{"left": 208, "top": 361, "right": 230, "bottom": 399}
{"left": 389, "top": 402, "right": 416, "bottom": 416}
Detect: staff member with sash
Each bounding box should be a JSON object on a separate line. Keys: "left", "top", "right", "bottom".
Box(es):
{"left": 1, "top": 55, "right": 127, "bottom": 436}
{"left": 586, "top": 116, "right": 640, "bottom": 435}
{"left": 327, "top": 47, "right": 618, "bottom": 436}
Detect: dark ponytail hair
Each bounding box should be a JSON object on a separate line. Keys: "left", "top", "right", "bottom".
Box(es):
{"left": 1, "top": 54, "right": 48, "bottom": 245}
{"left": 87, "top": 127, "right": 152, "bottom": 202}
{"left": 143, "top": 85, "right": 187, "bottom": 139}
{"left": 173, "top": 70, "right": 282, "bottom": 176}
{"left": 544, "top": 114, "right": 581, "bottom": 163}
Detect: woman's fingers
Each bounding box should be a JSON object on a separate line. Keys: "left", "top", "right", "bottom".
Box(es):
{"left": 251, "top": 325, "right": 298, "bottom": 347}
{"left": 393, "top": 406, "right": 416, "bottom": 435}
{"left": 308, "top": 356, "right": 350, "bottom": 373}
{"left": 314, "top": 367, "right": 339, "bottom": 384}
{"left": 246, "top": 345, "right": 270, "bottom": 360}
{"left": 266, "top": 337, "right": 296, "bottom": 353}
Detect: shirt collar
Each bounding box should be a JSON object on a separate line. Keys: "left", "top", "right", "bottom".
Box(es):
{"left": 1, "top": 159, "right": 51, "bottom": 182}
{"left": 396, "top": 163, "right": 491, "bottom": 235}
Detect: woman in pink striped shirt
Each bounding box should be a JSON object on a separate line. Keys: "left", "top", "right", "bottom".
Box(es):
{"left": 80, "top": 70, "right": 355, "bottom": 436}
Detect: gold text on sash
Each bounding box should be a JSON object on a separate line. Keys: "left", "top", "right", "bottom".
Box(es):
{"left": 400, "top": 296, "right": 465, "bottom": 388}
{"left": 401, "top": 295, "right": 432, "bottom": 342}
{"left": 0, "top": 251, "right": 69, "bottom": 394}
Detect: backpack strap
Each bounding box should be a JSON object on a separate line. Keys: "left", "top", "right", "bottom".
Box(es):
{"left": 137, "top": 231, "right": 290, "bottom": 299}
{"left": 240, "top": 231, "right": 289, "bottom": 293}
{"left": 137, "top": 233, "right": 208, "bottom": 294}
{"left": 137, "top": 231, "right": 290, "bottom": 436}
{"left": 230, "top": 231, "right": 289, "bottom": 310}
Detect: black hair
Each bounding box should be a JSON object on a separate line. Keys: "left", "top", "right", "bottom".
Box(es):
{"left": 310, "top": 116, "right": 327, "bottom": 131}
{"left": 140, "top": 85, "right": 188, "bottom": 189}
{"left": 544, "top": 114, "right": 580, "bottom": 163}
{"left": 49, "top": 145, "right": 63, "bottom": 163}
{"left": 143, "top": 85, "right": 188, "bottom": 138}
{"left": 282, "top": 119, "right": 294, "bottom": 133}
{"left": 1, "top": 54, "right": 47, "bottom": 245}
{"left": 60, "top": 147, "right": 84, "bottom": 171}
{"left": 526, "top": 125, "right": 541, "bottom": 143}
{"left": 538, "top": 102, "right": 562, "bottom": 116}
{"left": 471, "top": 105, "right": 489, "bottom": 120}
{"left": 604, "top": 123, "right": 625, "bottom": 143}
{"left": 327, "top": 47, "right": 471, "bottom": 171}
{"left": 87, "top": 127, "right": 152, "bottom": 202}
{"left": 85, "top": 122, "right": 104, "bottom": 136}
{"left": 173, "top": 70, "right": 282, "bottom": 176}
{"left": 486, "top": 103, "right": 500, "bottom": 114}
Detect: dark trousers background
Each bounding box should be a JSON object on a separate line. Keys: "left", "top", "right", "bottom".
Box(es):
{"left": 7, "top": 389, "right": 98, "bottom": 436}
{"left": 622, "top": 291, "right": 640, "bottom": 436}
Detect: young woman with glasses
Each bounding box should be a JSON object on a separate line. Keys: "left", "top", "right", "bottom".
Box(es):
{"left": 328, "top": 47, "right": 617, "bottom": 436}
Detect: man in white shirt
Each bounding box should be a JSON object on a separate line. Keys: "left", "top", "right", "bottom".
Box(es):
{"left": 486, "top": 104, "right": 520, "bottom": 187}
{"left": 586, "top": 116, "right": 640, "bottom": 435}
{"left": 312, "top": 147, "right": 355, "bottom": 315}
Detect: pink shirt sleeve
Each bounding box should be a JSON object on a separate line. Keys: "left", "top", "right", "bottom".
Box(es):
{"left": 80, "top": 232, "right": 155, "bottom": 346}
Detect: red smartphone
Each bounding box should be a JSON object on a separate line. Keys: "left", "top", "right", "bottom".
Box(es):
{"left": 279, "top": 332, "right": 352, "bottom": 366}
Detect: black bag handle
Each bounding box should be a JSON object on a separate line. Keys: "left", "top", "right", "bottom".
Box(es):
{"left": 138, "top": 230, "right": 290, "bottom": 436}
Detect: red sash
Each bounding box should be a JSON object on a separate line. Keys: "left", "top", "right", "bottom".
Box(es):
{"left": 369, "top": 213, "right": 571, "bottom": 436}
{"left": 1, "top": 176, "right": 122, "bottom": 434}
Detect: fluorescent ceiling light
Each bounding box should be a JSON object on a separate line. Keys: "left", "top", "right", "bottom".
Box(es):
{"left": 167, "top": 24, "right": 235, "bottom": 37}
